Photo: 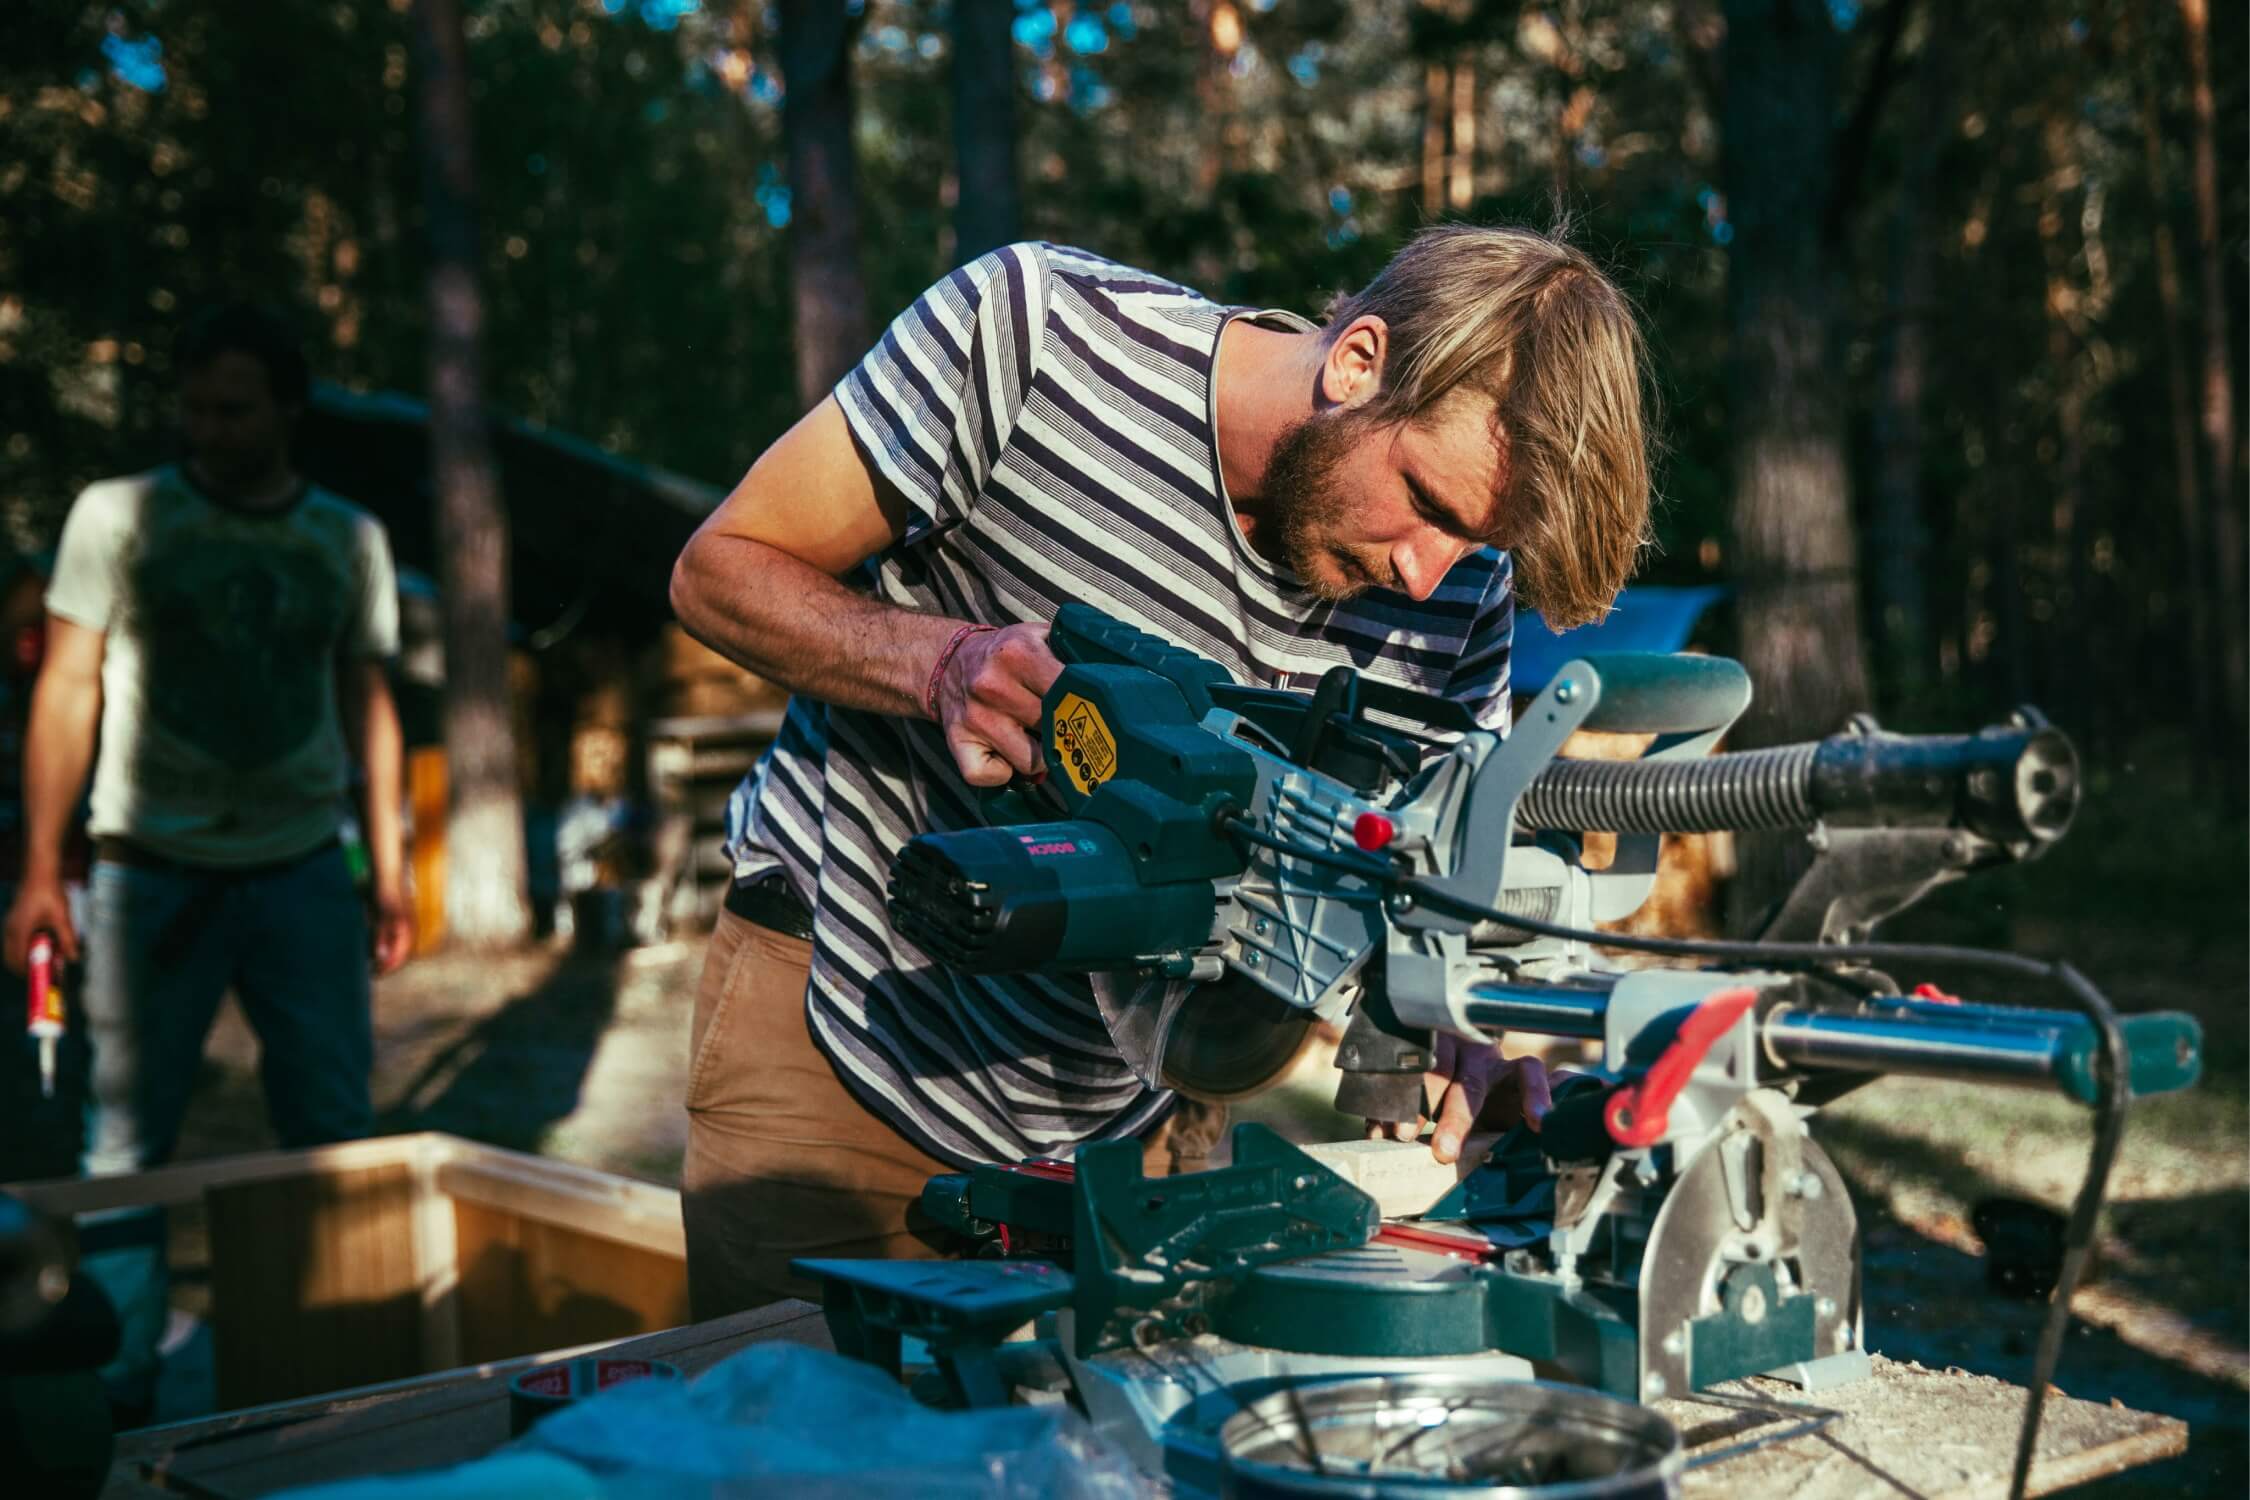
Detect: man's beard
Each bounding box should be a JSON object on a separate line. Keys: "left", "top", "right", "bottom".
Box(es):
{"left": 1260, "top": 404, "right": 1377, "bottom": 599}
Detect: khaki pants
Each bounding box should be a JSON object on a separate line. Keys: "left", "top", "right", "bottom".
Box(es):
{"left": 681, "top": 908, "right": 1224, "bottom": 1320}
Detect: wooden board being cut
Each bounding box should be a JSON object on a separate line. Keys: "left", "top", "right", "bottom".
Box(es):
{"left": 1297, "top": 1134, "right": 1493, "bottom": 1218}
{"left": 1665, "top": 1355, "right": 2187, "bottom": 1500}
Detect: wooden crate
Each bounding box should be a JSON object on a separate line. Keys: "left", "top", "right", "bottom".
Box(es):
{"left": 7, "top": 1133, "right": 687, "bottom": 1410}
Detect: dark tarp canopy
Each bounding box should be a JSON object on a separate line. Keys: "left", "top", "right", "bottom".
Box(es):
{"left": 297, "top": 382, "right": 723, "bottom": 648}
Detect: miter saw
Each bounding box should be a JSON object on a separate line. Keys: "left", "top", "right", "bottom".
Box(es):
{"left": 796, "top": 605, "right": 2201, "bottom": 1499}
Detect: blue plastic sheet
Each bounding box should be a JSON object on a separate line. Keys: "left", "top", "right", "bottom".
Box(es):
{"left": 1512, "top": 585, "right": 1729, "bottom": 694}
{"left": 519, "top": 1340, "right": 1147, "bottom": 1499}
{"left": 272, "top": 1452, "right": 603, "bottom": 1500}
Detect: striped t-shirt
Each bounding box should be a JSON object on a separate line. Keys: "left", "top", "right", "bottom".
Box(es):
{"left": 723, "top": 242, "right": 1514, "bottom": 1168}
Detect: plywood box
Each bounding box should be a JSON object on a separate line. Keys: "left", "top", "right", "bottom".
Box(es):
{"left": 7, "top": 1133, "right": 687, "bottom": 1410}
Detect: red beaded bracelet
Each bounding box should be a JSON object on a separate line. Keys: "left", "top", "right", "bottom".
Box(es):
{"left": 923, "top": 622, "right": 997, "bottom": 720}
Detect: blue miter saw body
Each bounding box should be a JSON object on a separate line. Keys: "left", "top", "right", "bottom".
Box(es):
{"left": 802, "top": 605, "right": 2200, "bottom": 1494}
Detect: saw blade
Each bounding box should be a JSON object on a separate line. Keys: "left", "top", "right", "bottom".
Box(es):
{"left": 1159, "top": 982, "right": 1318, "bottom": 1103}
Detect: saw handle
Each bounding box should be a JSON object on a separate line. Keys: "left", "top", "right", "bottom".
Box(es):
{"left": 1603, "top": 987, "right": 1759, "bottom": 1147}
{"left": 1553, "top": 652, "right": 1753, "bottom": 737}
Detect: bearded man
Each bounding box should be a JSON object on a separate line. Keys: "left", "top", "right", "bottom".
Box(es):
{"left": 668, "top": 227, "right": 1653, "bottom": 1316}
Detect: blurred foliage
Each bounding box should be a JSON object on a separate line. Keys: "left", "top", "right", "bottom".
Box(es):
{"left": 0, "top": 0, "right": 2242, "bottom": 752}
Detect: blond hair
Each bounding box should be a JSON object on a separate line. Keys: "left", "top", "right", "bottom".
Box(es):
{"left": 1324, "top": 223, "right": 1655, "bottom": 628}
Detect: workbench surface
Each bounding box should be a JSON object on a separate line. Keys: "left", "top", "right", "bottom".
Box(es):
{"left": 101, "top": 1306, "right": 2185, "bottom": 1499}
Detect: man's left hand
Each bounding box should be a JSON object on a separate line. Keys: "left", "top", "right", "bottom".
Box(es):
{"left": 1363, "top": 1033, "right": 1552, "bottom": 1164}
{"left": 372, "top": 886, "right": 414, "bottom": 976}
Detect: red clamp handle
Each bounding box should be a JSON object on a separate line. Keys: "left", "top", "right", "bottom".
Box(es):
{"left": 1604, "top": 987, "right": 1760, "bottom": 1148}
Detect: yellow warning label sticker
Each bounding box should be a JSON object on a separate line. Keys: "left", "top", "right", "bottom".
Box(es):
{"left": 1051, "top": 692, "right": 1118, "bottom": 796}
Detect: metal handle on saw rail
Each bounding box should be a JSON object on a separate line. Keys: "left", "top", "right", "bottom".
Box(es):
{"left": 1550, "top": 652, "right": 1754, "bottom": 737}
{"left": 1760, "top": 1004, "right": 2203, "bottom": 1105}
{"left": 1601, "top": 987, "right": 1759, "bottom": 1147}
{"left": 1463, "top": 981, "right": 2204, "bottom": 1108}
{"left": 2060, "top": 1011, "right": 2202, "bottom": 1102}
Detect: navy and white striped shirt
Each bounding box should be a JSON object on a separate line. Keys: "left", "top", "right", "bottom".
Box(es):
{"left": 723, "top": 243, "right": 1513, "bottom": 1168}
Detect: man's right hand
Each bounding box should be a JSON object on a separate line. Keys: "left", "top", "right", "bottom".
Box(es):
{"left": 5, "top": 875, "right": 79, "bottom": 973}
{"left": 933, "top": 621, "right": 1064, "bottom": 787}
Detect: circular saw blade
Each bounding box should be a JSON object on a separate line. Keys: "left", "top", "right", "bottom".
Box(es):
{"left": 1160, "top": 981, "right": 1318, "bottom": 1103}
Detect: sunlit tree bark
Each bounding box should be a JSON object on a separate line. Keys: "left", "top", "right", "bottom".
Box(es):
{"left": 1448, "top": 58, "right": 1476, "bottom": 211}
{"left": 412, "top": 0, "right": 533, "bottom": 947}
{"left": 1422, "top": 59, "right": 1447, "bottom": 217}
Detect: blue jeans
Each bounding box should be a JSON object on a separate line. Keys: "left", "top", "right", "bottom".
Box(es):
{"left": 76, "top": 843, "right": 373, "bottom": 1413}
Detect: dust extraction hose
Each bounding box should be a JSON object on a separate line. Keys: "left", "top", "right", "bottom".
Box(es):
{"left": 1513, "top": 719, "right": 2079, "bottom": 847}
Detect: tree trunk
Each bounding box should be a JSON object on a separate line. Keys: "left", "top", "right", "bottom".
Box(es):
{"left": 1720, "top": 0, "right": 1871, "bottom": 928}
{"left": 1187, "top": 1, "right": 1240, "bottom": 288}
{"left": 951, "top": 0, "right": 1021, "bottom": 263}
{"left": 2131, "top": 14, "right": 2219, "bottom": 787}
{"left": 1448, "top": 58, "right": 1476, "bottom": 211}
{"left": 2178, "top": 0, "right": 2246, "bottom": 784}
{"left": 1867, "top": 2, "right": 1953, "bottom": 708}
{"left": 412, "top": 0, "right": 533, "bottom": 948}
{"left": 1422, "top": 60, "right": 1448, "bottom": 218}
{"left": 778, "top": 0, "right": 870, "bottom": 411}
{"left": 2036, "top": 115, "right": 2093, "bottom": 747}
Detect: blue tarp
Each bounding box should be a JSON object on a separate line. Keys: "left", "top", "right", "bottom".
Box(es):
{"left": 1511, "top": 585, "right": 1729, "bottom": 694}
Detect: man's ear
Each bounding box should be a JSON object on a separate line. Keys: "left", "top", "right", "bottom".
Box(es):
{"left": 1318, "top": 315, "right": 1388, "bottom": 410}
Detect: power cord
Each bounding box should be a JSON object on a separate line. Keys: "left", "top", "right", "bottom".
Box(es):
{"left": 1217, "top": 809, "right": 2126, "bottom": 1500}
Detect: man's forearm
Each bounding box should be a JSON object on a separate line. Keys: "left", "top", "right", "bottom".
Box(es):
{"left": 21, "top": 675, "right": 98, "bottom": 883}
{"left": 671, "top": 534, "right": 959, "bottom": 717}
{"left": 356, "top": 672, "right": 406, "bottom": 898}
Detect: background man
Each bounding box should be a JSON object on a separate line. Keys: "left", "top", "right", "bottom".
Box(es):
{"left": 2, "top": 303, "right": 412, "bottom": 1420}
{"left": 670, "top": 225, "right": 1652, "bottom": 1318}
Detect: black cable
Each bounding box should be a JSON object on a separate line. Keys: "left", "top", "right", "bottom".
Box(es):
{"left": 1217, "top": 810, "right": 2128, "bottom": 1500}
{"left": 1221, "top": 816, "right": 1398, "bottom": 883}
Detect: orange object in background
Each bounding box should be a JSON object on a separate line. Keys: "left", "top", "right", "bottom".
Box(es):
{"left": 408, "top": 745, "right": 447, "bottom": 951}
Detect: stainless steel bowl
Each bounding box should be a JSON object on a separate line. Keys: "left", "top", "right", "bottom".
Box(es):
{"left": 1218, "top": 1374, "right": 1682, "bottom": 1499}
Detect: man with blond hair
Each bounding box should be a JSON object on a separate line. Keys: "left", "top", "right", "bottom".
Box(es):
{"left": 669, "top": 226, "right": 1654, "bottom": 1316}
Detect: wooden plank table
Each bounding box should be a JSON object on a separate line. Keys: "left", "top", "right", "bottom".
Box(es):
{"left": 105, "top": 1311, "right": 2185, "bottom": 1499}
{"left": 1662, "top": 1358, "right": 2185, "bottom": 1500}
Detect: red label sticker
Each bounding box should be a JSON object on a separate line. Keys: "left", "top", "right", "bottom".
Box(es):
{"left": 596, "top": 1359, "right": 654, "bottom": 1390}
{"left": 518, "top": 1368, "right": 572, "bottom": 1397}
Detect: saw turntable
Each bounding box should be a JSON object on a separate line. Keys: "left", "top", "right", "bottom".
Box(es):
{"left": 797, "top": 606, "right": 2201, "bottom": 1498}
